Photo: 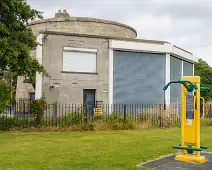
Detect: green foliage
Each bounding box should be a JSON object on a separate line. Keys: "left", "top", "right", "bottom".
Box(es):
{"left": 51, "top": 112, "right": 136, "bottom": 130}
{"left": 101, "top": 113, "right": 135, "bottom": 130}
{"left": 194, "top": 59, "right": 212, "bottom": 101}
{"left": 0, "top": 81, "right": 13, "bottom": 113}
{"left": 30, "top": 96, "right": 47, "bottom": 124}
{"left": 81, "top": 123, "right": 95, "bottom": 131}
{"left": 0, "top": 116, "right": 48, "bottom": 131}
{"left": 201, "top": 119, "right": 212, "bottom": 126}
{"left": 58, "top": 113, "right": 83, "bottom": 127}
{"left": 0, "top": 0, "right": 48, "bottom": 83}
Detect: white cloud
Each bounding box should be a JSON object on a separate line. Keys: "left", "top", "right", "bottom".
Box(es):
{"left": 126, "top": 15, "right": 173, "bottom": 40}
{"left": 27, "top": 0, "right": 212, "bottom": 65}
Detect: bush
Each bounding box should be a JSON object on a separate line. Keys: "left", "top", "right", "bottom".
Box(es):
{"left": 54, "top": 112, "right": 136, "bottom": 130}
{"left": 101, "top": 113, "right": 135, "bottom": 130}
{"left": 56, "top": 113, "right": 83, "bottom": 127}
{"left": 30, "top": 95, "right": 47, "bottom": 124}
{"left": 0, "top": 81, "right": 13, "bottom": 114}
{"left": 201, "top": 119, "right": 212, "bottom": 126}
{"left": 0, "top": 108, "right": 182, "bottom": 131}
{"left": 0, "top": 116, "right": 48, "bottom": 131}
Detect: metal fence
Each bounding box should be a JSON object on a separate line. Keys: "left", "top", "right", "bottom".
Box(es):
{"left": 1, "top": 99, "right": 212, "bottom": 129}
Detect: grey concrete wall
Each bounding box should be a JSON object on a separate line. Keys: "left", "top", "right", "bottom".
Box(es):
{"left": 42, "top": 34, "right": 109, "bottom": 104}
{"left": 113, "top": 51, "right": 166, "bottom": 104}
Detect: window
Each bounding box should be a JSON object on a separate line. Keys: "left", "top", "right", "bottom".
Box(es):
{"left": 63, "top": 47, "right": 97, "bottom": 73}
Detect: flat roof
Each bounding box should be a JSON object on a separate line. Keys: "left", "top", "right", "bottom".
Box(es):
{"left": 39, "top": 30, "right": 194, "bottom": 56}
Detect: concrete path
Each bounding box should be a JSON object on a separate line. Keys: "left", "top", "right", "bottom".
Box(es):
{"left": 139, "top": 153, "right": 212, "bottom": 170}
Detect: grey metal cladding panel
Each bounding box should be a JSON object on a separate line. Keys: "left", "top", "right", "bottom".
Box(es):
{"left": 170, "top": 56, "right": 182, "bottom": 104}
{"left": 183, "top": 61, "right": 193, "bottom": 76}
{"left": 113, "top": 51, "right": 166, "bottom": 104}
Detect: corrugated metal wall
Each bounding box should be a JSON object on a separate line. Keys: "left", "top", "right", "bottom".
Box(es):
{"left": 170, "top": 56, "right": 182, "bottom": 104}
{"left": 183, "top": 61, "right": 193, "bottom": 76}
{"left": 113, "top": 51, "right": 166, "bottom": 104}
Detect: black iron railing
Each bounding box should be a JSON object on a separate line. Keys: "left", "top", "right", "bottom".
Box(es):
{"left": 1, "top": 99, "right": 212, "bottom": 130}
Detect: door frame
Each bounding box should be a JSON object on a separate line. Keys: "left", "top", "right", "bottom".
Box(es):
{"left": 83, "top": 89, "right": 96, "bottom": 105}
{"left": 83, "top": 89, "right": 96, "bottom": 116}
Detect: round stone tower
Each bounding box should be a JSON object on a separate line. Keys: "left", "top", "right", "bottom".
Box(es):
{"left": 29, "top": 9, "right": 137, "bottom": 38}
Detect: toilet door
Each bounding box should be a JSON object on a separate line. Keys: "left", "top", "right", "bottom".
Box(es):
{"left": 83, "top": 89, "right": 96, "bottom": 115}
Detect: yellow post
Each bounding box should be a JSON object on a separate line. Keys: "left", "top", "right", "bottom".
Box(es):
{"left": 175, "top": 76, "right": 207, "bottom": 163}
{"left": 196, "top": 78, "right": 201, "bottom": 158}
{"left": 181, "top": 82, "right": 186, "bottom": 155}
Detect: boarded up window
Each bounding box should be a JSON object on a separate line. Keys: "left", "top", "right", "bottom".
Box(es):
{"left": 63, "top": 51, "right": 96, "bottom": 73}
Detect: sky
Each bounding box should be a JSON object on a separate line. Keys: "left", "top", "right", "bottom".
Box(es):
{"left": 27, "top": 0, "right": 212, "bottom": 66}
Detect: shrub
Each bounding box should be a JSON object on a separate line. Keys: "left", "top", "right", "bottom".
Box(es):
{"left": 0, "top": 115, "right": 49, "bottom": 131}
{"left": 100, "top": 113, "right": 135, "bottom": 130}
{"left": 0, "top": 81, "right": 13, "bottom": 114}
{"left": 30, "top": 95, "right": 47, "bottom": 124}
{"left": 56, "top": 113, "right": 83, "bottom": 128}
{"left": 201, "top": 119, "right": 212, "bottom": 126}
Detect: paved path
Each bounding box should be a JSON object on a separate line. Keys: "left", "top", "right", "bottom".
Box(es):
{"left": 140, "top": 153, "right": 212, "bottom": 170}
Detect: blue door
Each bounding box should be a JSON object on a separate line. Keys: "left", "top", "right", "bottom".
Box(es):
{"left": 83, "top": 89, "right": 96, "bottom": 115}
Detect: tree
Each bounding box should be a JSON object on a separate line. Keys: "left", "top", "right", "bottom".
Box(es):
{"left": 0, "top": 81, "right": 13, "bottom": 113}
{"left": 194, "top": 59, "right": 212, "bottom": 101}
{"left": 0, "top": 0, "right": 47, "bottom": 84}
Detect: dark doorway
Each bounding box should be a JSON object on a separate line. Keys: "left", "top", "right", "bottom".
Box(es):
{"left": 83, "top": 89, "right": 96, "bottom": 115}
{"left": 29, "top": 92, "right": 35, "bottom": 100}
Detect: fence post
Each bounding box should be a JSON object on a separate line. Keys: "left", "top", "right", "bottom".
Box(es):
{"left": 56, "top": 104, "right": 58, "bottom": 127}
{"left": 124, "top": 104, "right": 126, "bottom": 122}
{"left": 84, "top": 104, "right": 88, "bottom": 127}
{"left": 159, "top": 104, "right": 163, "bottom": 128}
{"left": 10, "top": 100, "right": 12, "bottom": 118}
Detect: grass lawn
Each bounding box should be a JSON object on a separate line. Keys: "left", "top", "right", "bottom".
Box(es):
{"left": 1, "top": 127, "right": 212, "bottom": 170}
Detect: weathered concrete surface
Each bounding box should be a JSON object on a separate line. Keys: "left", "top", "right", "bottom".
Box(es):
{"left": 139, "top": 152, "right": 212, "bottom": 170}
{"left": 42, "top": 34, "right": 109, "bottom": 104}
{"left": 29, "top": 10, "right": 137, "bottom": 38}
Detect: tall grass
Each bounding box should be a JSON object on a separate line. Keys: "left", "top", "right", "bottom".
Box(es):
{"left": 0, "top": 112, "right": 180, "bottom": 131}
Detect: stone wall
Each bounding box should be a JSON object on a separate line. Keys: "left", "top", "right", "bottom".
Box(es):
{"left": 28, "top": 10, "right": 137, "bottom": 38}
{"left": 16, "top": 76, "right": 35, "bottom": 99}
{"left": 16, "top": 50, "right": 36, "bottom": 99}
{"left": 29, "top": 21, "right": 136, "bottom": 38}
